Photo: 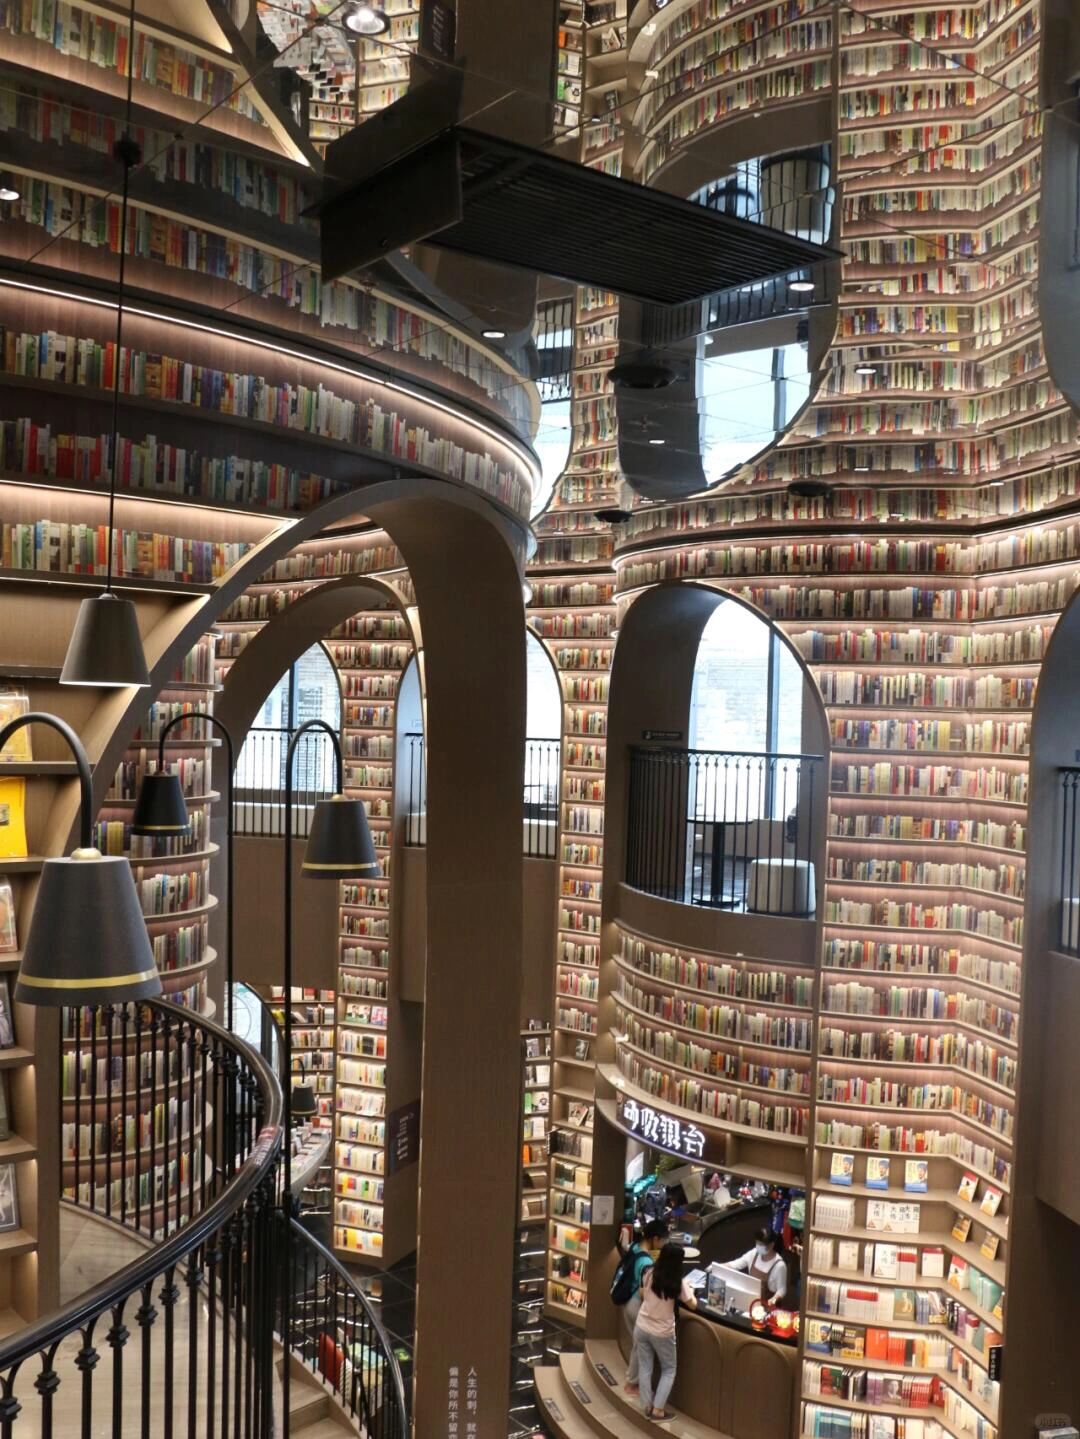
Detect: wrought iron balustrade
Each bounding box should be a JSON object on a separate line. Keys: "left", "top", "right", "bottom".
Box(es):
{"left": 626, "top": 746, "right": 822, "bottom": 914}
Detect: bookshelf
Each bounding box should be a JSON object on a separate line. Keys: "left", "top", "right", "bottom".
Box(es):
{"left": 268, "top": 986, "right": 336, "bottom": 1129}
{"left": 521, "top": 1024, "right": 552, "bottom": 1227}
{"left": 329, "top": 604, "right": 414, "bottom": 1266}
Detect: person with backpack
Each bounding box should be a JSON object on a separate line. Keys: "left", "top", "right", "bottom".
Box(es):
{"left": 633, "top": 1241, "right": 697, "bottom": 1421}
{"left": 610, "top": 1219, "right": 668, "bottom": 1392}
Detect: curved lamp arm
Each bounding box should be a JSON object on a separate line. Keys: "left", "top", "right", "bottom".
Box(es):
{"left": 0, "top": 712, "right": 94, "bottom": 850}
{"left": 285, "top": 718, "right": 344, "bottom": 795}
{"left": 157, "top": 710, "right": 235, "bottom": 776}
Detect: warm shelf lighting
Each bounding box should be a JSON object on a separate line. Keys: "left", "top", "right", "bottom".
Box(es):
{"left": 855, "top": 364, "right": 876, "bottom": 376}
{"left": 0, "top": 175, "right": 19, "bottom": 203}
{"left": 789, "top": 279, "right": 815, "bottom": 293}
{"left": 648, "top": 438, "right": 666, "bottom": 446}
{"left": 344, "top": 4, "right": 390, "bottom": 34}
{"left": 482, "top": 328, "right": 507, "bottom": 339}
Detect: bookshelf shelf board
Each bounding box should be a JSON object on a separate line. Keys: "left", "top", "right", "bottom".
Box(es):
{"left": 103, "top": 792, "right": 221, "bottom": 809}
{"left": 0, "top": 568, "right": 216, "bottom": 597}
{"left": 597, "top": 1065, "right": 808, "bottom": 1149}
{"left": 551, "top": 1241, "right": 591, "bottom": 1261}
{"left": 810, "top": 1182, "right": 1009, "bottom": 1238}
{"left": 0, "top": 762, "right": 80, "bottom": 776}
{"left": 144, "top": 895, "right": 220, "bottom": 924}
{"left": 0, "top": 1231, "right": 37, "bottom": 1259}
{"left": 556, "top": 1085, "right": 596, "bottom": 1103}
{"left": 810, "top": 1222, "right": 1006, "bottom": 1285}
{"left": 0, "top": 665, "right": 62, "bottom": 680}
{"left": 127, "top": 845, "right": 220, "bottom": 868}
{"left": 0, "top": 1137, "right": 36, "bottom": 1162}
{"left": 2, "top": 855, "right": 50, "bottom": 872}
{"left": 796, "top": 1388, "right": 970, "bottom": 1433}
{"left": 545, "top": 1298, "right": 586, "bottom": 1325}
{"left": 0, "top": 1048, "right": 35, "bottom": 1069}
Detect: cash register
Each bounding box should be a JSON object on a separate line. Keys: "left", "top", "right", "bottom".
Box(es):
{"left": 686, "top": 1262, "right": 763, "bottom": 1317}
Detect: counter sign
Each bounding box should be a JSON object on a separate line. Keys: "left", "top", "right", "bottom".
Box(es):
{"left": 619, "top": 1097, "right": 709, "bottom": 1162}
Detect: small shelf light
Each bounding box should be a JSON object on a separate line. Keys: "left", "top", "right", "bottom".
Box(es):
{"left": 648, "top": 437, "right": 666, "bottom": 446}
{"left": 481, "top": 328, "right": 507, "bottom": 340}
{"left": 0, "top": 175, "right": 20, "bottom": 203}
{"left": 853, "top": 465, "right": 871, "bottom": 473}
{"left": 344, "top": 4, "right": 390, "bottom": 34}
{"left": 854, "top": 364, "right": 876, "bottom": 376}
{"left": 789, "top": 278, "right": 815, "bottom": 294}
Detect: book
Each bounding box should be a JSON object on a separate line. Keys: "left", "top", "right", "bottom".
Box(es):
{"left": 904, "top": 1159, "right": 929, "bottom": 1193}
{"left": 0, "top": 695, "right": 30, "bottom": 763}
{"left": 837, "top": 1240, "right": 860, "bottom": 1272}
{"left": 948, "top": 1257, "right": 969, "bottom": 1290}
{"left": 0, "top": 978, "right": 12, "bottom": 1048}
{"left": 951, "top": 1213, "right": 972, "bottom": 1242}
{"left": 892, "top": 1288, "right": 916, "bottom": 1321}
{"left": 830, "top": 1152, "right": 855, "bottom": 1185}
{"left": 0, "top": 781, "right": 27, "bottom": 860}
{"left": 865, "top": 1156, "right": 890, "bottom": 1190}
{"left": 956, "top": 1173, "right": 978, "bottom": 1202}
{"left": 921, "top": 1246, "right": 945, "bottom": 1278}
{"left": 980, "top": 1231, "right": 1000, "bottom": 1261}
{"left": 0, "top": 881, "right": 15, "bottom": 953}
{"left": 979, "top": 1185, "right": 1003, "bottom": 1217}
{"left": 872, "top": 1243, "right": 898, "bottom": 1279}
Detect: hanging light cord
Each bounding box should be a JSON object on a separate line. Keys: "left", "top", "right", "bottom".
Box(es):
{"left": 106, "top": 0, "right": 141, "bottom": 594}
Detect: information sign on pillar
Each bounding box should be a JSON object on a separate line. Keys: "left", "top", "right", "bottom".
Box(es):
{"left": 419, "top": 0, "right": 456, "bottom": 62}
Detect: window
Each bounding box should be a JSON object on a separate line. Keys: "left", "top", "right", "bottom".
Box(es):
{"left": 235, "top": 643, "right": 342, "bottom": 799}
{"left": 689, "top": 599, "right": 805, "bottom": 817}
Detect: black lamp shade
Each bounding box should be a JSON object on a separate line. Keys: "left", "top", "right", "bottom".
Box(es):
{"left": 292, "top": 1084, "right": 318, "bottom": 1118}
{"left": 132, "top": 773, "right": 191, "bottom": 835}
{"left": 302, "top": 794, "right": 380, "bottom": 878}
{"left": 60, "top": 593, "right": 150, "bottom": 688}
{"left": 15, "top": 850, "right": 161, "bottom": 1006}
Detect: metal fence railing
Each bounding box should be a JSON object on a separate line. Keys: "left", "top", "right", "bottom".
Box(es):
{"left": 626, "top": 746, "right": 822, "bottom": 914}
{"left": 233, "top": 726, "right": 335, "bottom": 836}
{"left": 403, "top": 734, "right": 560, "bottom": 857}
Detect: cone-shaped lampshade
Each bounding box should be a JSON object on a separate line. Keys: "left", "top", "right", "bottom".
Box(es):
{"left": 15, "top": 849, "right": 161, "bottom": 1006}
{"left": 292, "top": 1084, "right": 318, "bottom": 1118}
{"left": 132, "top": 773, "right": 191, "bottom": 835}
{"left": 301, "top": 794, "right": 380, "bottom": 878}
{"left": 60, "top": 593, "right": 150, "bottom": 688}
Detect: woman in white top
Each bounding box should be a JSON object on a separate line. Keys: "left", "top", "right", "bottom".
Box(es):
{"left": 632, "top": 1242, "right": 697, "bottom": 1421}
{"left": 729, "top": 1226, "right": 788, "bottom": 1304}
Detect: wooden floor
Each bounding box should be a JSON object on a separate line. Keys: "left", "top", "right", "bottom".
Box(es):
{"left": 0, "top": 1208, "right": 356, "bottom": 1437}
{"left": 535, "top": 1340, "right": 735, "bottom": 1439}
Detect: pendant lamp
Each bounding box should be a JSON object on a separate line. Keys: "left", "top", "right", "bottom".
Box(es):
{"left": 60, "top": 2, "right": 150, "bottom": 690}
{"left": 291, "top": 1085, "right": 318, "bottom": 1119}
{"left": 302, "top": 793, "right": 380, "bottom": 877}
{"left": 0, "top": 713, "right": 161, "bottom": 1006}
{"left": 131, "top": 772, "right": 190, "bottom": 835}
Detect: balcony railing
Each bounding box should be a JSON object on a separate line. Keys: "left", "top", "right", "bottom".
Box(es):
{"left": 403, "top": 734, "right": 560, "bottom": 858}
{"left": 233, "top": 726, "right": 336, "bottom": 836}
{"left": 626, "top": 746, "right": 822, "bottom": 914}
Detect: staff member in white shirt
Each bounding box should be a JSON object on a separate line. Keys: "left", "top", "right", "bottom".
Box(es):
{"left": 729, "top": 1227, "right": 788, "bottom": 1305}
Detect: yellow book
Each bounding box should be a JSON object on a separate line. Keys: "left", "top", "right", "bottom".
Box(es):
{"left": 0, "top": 695, "right": 30, "bottom": 763}
{"left": 0, "top": 780, "right": 28, "bottom": 860}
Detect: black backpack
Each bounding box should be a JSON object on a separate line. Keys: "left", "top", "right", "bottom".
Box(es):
{"left": 610, "top": 1246, "right": 644, "bottom": 1306}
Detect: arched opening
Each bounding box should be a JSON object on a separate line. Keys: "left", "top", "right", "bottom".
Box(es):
{"left": 621, "top": 589, "right": 823, "bottom": 914}
{"left": 232, "top": 642, "right": 343, "bottom": 836}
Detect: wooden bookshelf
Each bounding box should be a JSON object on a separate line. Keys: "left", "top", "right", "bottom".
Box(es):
{"left": 520, "top": 1024, "right": 552, "bottom": 1227}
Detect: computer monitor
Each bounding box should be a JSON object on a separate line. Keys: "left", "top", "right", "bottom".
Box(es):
{"left": 704, "top": 1263, "right": 763, "bottom": 1315}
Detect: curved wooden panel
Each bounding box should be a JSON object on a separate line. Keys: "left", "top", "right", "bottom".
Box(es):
{"left": 669, "top": 1315, "right": 725, "bottom": 1429}
{"left": 728, "top": 1332, "right": 797, "bottom": 1439}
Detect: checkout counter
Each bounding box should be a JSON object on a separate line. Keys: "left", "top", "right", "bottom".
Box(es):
{"left": 619, "top": 1162, "right": 801, "bottom": 1438}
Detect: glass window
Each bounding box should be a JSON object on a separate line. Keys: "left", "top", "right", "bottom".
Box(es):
{"left": 235, "top": 643, "right": 341, "bottom": 795}
{"left": 527, "top": 631, "right": 561, "bottom": 739}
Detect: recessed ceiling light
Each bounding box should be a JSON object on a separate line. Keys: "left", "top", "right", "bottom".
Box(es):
{"left": 648, "top": 438, "right": 665, "bottom": 446}
{"left": 789, "top": 279, "right": 815, "bottom": 293}
{"left": 854, "top": 465, "right": 871, "bottom": 473}
{"left": 481, "top": 328, "right": 506, "bottom": 340}
{"left": 989, "top": 479, "right": 1005, "bottom": 487}
{"left": 0, "top": 180, "right": 19, "bottom": 203}
{"left": 855, "top": 364, "right": 876, "bottom": 376}
{"left": 344, "top": 4, "right": 389, "bottom": 35}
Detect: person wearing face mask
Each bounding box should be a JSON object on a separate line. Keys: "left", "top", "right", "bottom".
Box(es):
{"left": 728, "top": 1227, "right": 789, "bottom": 1306}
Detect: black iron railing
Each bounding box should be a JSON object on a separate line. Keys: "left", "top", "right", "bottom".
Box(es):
{"left": 403, "top": 734, "right": 560, "bottom": 857}
{"left": 0, "top": 996, "right": 409, "bottom": 1439}
{"left": 234, "top": 726, "right": 335, "bottom": 836}
{"left": 286, "top": 1219, "right": 409, "bottom": 1439}
{"left": 626, "top": 747, "right": 822, "bottom": 913}
{"left": 0, "top": 998, "right": 282, "bottom": 1436}
{"left": 1059, "top": 767, "right": 1080, "bottom": 952}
